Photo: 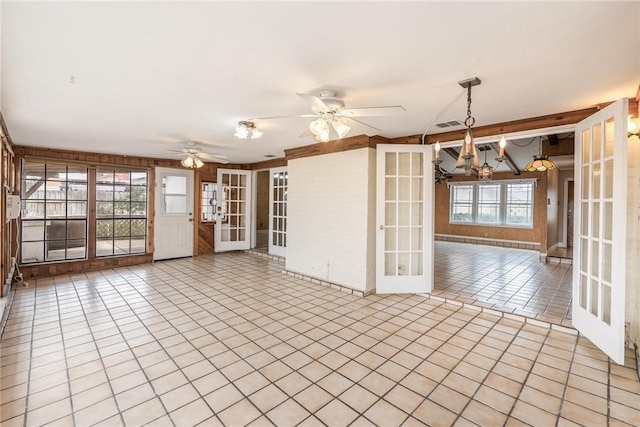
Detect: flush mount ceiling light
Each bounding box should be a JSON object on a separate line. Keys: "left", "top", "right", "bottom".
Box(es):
{"left": 454, "top": 77, "right": 481, "bottom": 176}
{"left": 234, "top": 121, "right": 262, "bottom": 139}
{"left": 525, "top": 137, "right": 556, "bottom": 172}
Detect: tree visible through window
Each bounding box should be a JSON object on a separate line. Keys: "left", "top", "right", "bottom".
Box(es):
{"left": 449, "top": 181, "right": 534, "bottom": 227}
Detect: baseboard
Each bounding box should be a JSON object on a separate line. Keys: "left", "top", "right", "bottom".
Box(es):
{"left": 435, "top": 234, "right": 539, "bottom": 251}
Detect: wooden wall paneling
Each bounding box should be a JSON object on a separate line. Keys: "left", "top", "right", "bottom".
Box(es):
{"left": 246, "top": 157, "right": 287, "bottom": 171}
{"left": 147, "top": 168, "right": 155, "bottom": 255}
{"left": 434, "top": 171, "right": 548, "bottom": 248}
{"left": 18, "top": 253, "right": 154, "bottom": 279}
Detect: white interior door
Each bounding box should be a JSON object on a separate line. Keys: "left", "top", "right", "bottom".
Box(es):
{"left": 376, "top": 144, "right": 433, "bottom": 294}
{"left": 269, "top": 167, "right": 287, "bottom": 257}
{"left": 215, "top": 169, "right": 252, "bottom": 252}
{"left": 573, "top": 98, "right": 628, "bottom": 364}
{"left": 154, "top": 167, "right": 194, "bottom": 261}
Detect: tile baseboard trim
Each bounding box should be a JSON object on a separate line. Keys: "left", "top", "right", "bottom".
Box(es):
{"left": 423, "top": 292, "right": 577, "bottom": 335}
{"left": 435, "top": 234, "right": 539, "bottom": 251}
{"left": 245, "top": 250, "right": 285, "bottom": 263}
{"left": 280, "top": 269, "right": 374, "bottom": 298}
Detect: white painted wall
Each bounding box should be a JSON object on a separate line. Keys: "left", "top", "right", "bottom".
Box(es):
{"left": 286, "top": 148, "right": 376, "bottom": 292}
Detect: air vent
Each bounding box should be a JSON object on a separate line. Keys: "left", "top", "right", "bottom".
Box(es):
{"left": 435, "top": 119, "right": 463, "bottom": 128}
{"left": 264, "top": 154, "right": 277, "bottom": 158}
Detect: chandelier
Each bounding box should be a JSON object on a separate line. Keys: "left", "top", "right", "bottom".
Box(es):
{"left": 454, "top": 77, "right": 481, "bottom": 175}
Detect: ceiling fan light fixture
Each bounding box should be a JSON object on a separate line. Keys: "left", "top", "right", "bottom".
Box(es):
{"left": 332, "top": 120, "right": 351, "bottom": 139}
{"left": 181, "top": 155, "right": 195, "bottom": 168}
{"left": 181, "top": 154, "right": 204, "bottom": 169}
{"left": 309, "top": 118, "right": 328, "bottom": 136}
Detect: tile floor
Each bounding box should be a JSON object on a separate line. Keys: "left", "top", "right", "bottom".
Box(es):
{"left": 433, "top": 242, "right": 573, "bottom": 326}
{"left": 1, "top": 252, "right": 639, "bottom": 427}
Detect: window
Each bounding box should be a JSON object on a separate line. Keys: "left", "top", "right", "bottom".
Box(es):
{"left": 21, "top": 161, "right": 88, "bottom": 262}
{"left": 450, "top": 185, "right": 473, "bottom": 223}
{"left": 162, "top": 175, "right": 187, "bottom": 214}
{"left": 96, "top": 169, "right": 148, "bottom": 257}
{"left": 20, "top": 160, "right": 148, "bottom": 264}
{"left": 201, "top": 182, "right": 217, "bottom": 222}
{"left": 449, "top": 181, "right": 535, "bottom": 227}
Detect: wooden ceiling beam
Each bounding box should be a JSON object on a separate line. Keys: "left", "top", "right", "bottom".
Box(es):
{"left": 442, "top": 147, "right": 459, "bottom": 161}
{"left": 390, "top": 99, "right": 640, "bottom": 146}
{"left": 423, "top": 105, "right": 607, "bottom": 144}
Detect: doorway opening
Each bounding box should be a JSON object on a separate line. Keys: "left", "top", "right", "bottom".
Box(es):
{"left": 255, "top": 170, "right": 270, "bottom": 251}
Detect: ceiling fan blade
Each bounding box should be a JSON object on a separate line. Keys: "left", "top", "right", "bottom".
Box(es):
{"left": 342, "top": 117, "right": 381, "bottom": 136}
{"left": 297, "top": 93, "right": 330, "bottom": 112}
{"left": 298, "top": 128, "right": 313, "bottom": 138}
{"left": 197, "top": 153, "right": 229, "bottom": 164}
{"left": 250, "top": 114, "right": 318, "bottom": 121}
{"left": 339, "top": 106, "right": 406, "bottom": 117}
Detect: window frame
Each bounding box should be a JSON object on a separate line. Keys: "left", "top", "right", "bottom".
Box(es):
{"left": 449, "top": 180, "right": 536, "bottom": 228}
{"left": 95, "top": 168, "right": 149, "bottom": 258}
{"left": 19, "top": 159, "right": 150, "bottom": 264}
{"left": 20, "top": 161, "right": 89, "bottom": 263}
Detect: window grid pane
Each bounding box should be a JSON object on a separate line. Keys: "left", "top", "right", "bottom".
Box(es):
{"left": 96, "top": 168, "right": 148, "bottom": 258}
{"left": 449, "top": 182, "right": 534, "bottom": 227}
{"left": 21, "top": 161, "right": 88, "bottom": 263}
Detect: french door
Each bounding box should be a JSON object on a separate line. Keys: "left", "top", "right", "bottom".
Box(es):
{"left": 376, "top": 144, "right": 433, "bottom": 294}
{"left": 215, "top": 169, "right": 252, "bottom": 252}
{"left": 153, "top": 167, "right": 194, "bottom": 260}
{"left": 268, "top": 167, "right": 287, "bottom": 257}
{"left": 573, "top": 98, "right": 628, "bottom": 364}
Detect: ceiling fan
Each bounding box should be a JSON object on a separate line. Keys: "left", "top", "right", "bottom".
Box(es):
{"left": 162, "top": 141, "right": 229, "bottom": 168}
{"left": 253, "top": 89, "right": 406, "bottom": 142}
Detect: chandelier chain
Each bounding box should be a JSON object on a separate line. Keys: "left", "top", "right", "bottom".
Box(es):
{"left": 464, "top": 85, "right": 475, "bottom": 128}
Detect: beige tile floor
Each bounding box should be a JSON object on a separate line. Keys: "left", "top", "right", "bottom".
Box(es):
{"left": 434, "top": 242, "right": 573, "bottom": 326}
{"left": 1, "top": 252, "right": 639, "bottom": 427}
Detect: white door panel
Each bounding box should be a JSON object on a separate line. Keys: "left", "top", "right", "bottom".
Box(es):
{"left": 376, "top": 144, "right": 433, "bottom": 294}
{"left": 573, "top": 98, "right": 628, "bottom": 364}
{"left": 154, "top": 167, "right": 194, "bottom": 260}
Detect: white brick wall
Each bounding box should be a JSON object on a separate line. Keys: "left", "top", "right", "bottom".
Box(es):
{"left": 286, "top": 148, "right": 376, "bottom": 292}
{"left": 626, "top": 134, "right": 640, "bottom": 349}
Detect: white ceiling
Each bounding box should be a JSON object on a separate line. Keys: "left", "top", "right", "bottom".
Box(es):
{"left": 2, "top": 1, "right": 639, "bottom": 164}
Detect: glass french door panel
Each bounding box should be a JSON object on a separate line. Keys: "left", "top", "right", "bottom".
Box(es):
{"left": 573, "top": 98, "right": 627, "bottom": 364}
{"left": 383, "top": 151, "right": 424, "bottom": 278}
{"left": 269, "top": 168, "right": 288, "bottom": 255}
